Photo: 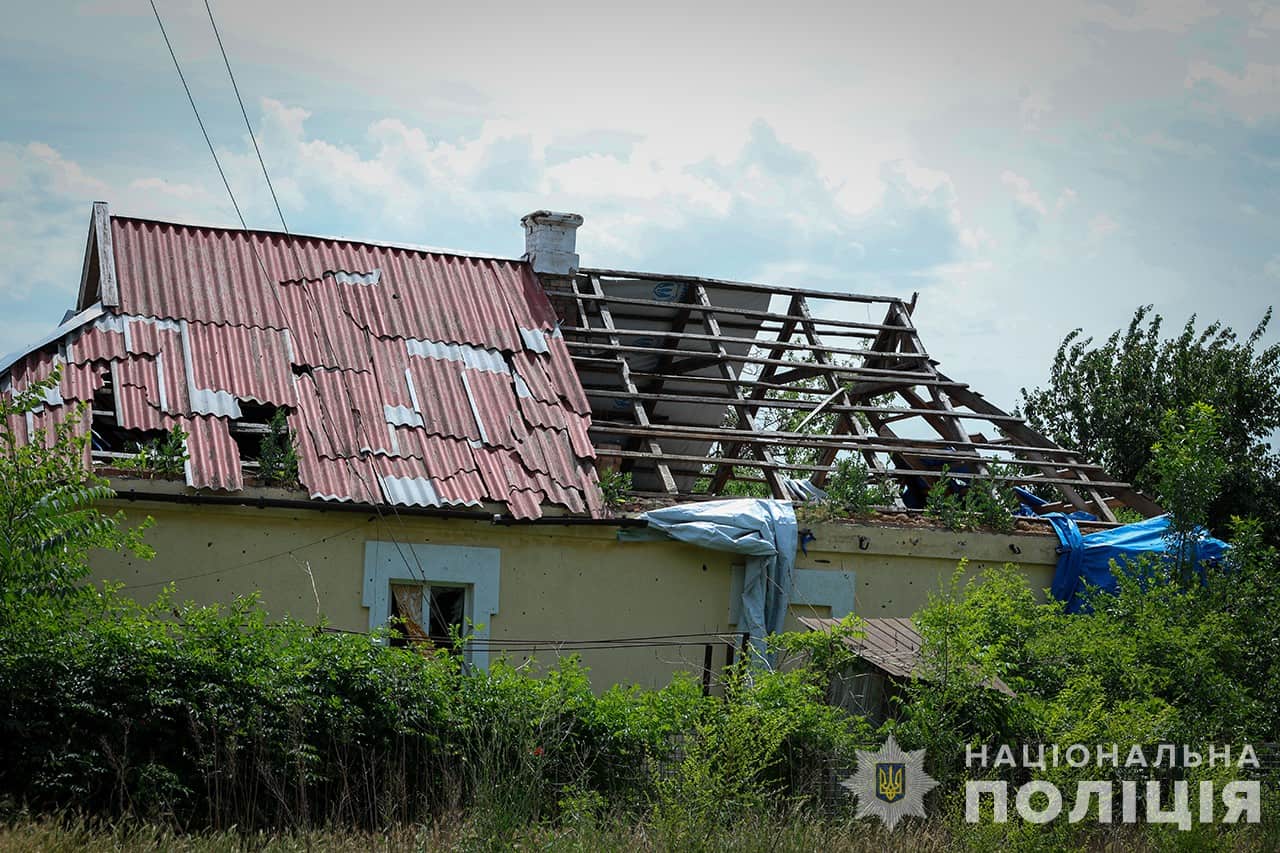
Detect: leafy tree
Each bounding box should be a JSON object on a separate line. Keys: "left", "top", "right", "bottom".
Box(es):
{"left": 1146, "top": 403, "right": 1229, "bottom": 584}
{"left": 1019, "top": 306, "right": 1280, "bottom": 540}
{"left": 0, "top": 367, "right": 152, "bottom": 616}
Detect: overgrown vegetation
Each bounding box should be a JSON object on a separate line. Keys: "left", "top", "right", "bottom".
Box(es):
{"left": 1020, "top": 305, "right": 1280, "bottom": 544}
{"left": 892, "top": 396, "right": 1280, "bottom": 849}
{"left": 0, "top": 585, "right": 875, "bottom": 833}
{"left": 4, "top": 314, "right": 1280, "bottom": 850}
{"left": 597, "top": 468, "right": 633, "bottom": 508}
{"left": 121, "top": 424, "right": 189, "bottom": 478}
{"left": 923, "top": 465, "right": 1018, "bottom": 533}
{"left": 256, "top": 409, "right": 300, "bottom": 487}
{"left": 1147, "top": 402, "right": 1228, "bottom": 584}
{"left": 802, "top": 456, "right": 894, "bottom": 520}
{"left": 0, "top": 369, "right": 152, "bottom": 621}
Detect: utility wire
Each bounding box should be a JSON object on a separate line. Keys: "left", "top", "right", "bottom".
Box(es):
{"left": 148, "top": 0, "right": 250, "bottom": 236}
{"left": 203, "top": 0, "right": 305, "bottom": 279}
{"left": 122, "top": 521, "right": 370, "bottom": 590}
{"left": 153, "top": 0, "right": 456, "bottom": 639}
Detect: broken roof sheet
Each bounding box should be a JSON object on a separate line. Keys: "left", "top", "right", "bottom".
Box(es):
{"left": 0, "top": 211, "right": 603, "bottom": 520}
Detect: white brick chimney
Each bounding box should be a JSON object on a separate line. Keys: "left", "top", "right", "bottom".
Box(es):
{"left": 521, "top": 210, "right": 583, "bottom": 276}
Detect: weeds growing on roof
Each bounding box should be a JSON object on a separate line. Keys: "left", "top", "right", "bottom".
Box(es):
{"left": 121, "top": 425, "right": 189, "bottom": 478}
{"left": 256, "top": 409, "right": 300, "bottom": 488}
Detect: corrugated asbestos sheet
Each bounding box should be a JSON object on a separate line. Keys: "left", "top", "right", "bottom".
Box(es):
{"left": 0, "top": 216, "right": 601, "bottom": 518}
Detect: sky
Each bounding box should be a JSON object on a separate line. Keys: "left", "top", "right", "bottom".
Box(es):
{"left": 2, "top": 0, "right": 1278, "bottom": 412}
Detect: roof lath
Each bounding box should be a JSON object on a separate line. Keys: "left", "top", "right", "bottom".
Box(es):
{"left": 555, "top": 268, "right": 1160, "bottom": 521}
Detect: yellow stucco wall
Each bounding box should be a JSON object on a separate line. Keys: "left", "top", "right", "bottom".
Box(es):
{"left": 91, "top": 494, "right": 1059, "bottom": 691}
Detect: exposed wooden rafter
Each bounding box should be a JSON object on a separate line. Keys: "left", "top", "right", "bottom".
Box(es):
{"left": 557, "top": 269, "right": 1159, "bottom": 521}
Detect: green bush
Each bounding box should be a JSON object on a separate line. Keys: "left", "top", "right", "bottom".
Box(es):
{"left": 0, "top": 585, "right": 874, "bottom": 833}
{"left": 923, "top": 466, "right": 1018, "bottom": 533}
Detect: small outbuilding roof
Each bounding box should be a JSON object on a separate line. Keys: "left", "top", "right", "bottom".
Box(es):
{"left": 799, "top": 615, "right": 1015, "bottom": 696}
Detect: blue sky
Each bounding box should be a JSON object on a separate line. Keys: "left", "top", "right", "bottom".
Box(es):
{"left": 2, "top": 0, "right": 1277, "bottom": 411}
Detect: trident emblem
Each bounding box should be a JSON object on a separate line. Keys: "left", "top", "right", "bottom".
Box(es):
{"left": 876, "top": 762, "right": 905, "bottom": 803}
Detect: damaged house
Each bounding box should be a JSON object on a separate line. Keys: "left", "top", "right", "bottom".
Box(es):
{"left": 0, "top": 203, "right": 1161, "bottom": 688}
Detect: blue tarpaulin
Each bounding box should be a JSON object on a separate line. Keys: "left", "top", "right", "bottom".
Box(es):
{"left": 619, "top": 499, "right": 797, "bottom": 663}
{"left": 1046, "top": 513, "right": 1230, "bottom": 613}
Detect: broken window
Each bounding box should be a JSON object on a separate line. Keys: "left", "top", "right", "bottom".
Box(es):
{"left": 87, "top": 372, "right": 186, "bottom": 476}
{"left": 388, "top": 582, "right": 469, "bottom": 651}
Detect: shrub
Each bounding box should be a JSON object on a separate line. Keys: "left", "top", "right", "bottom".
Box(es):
{"left": 0, "top": 585, "right": 875, "bottom": 833}
{"left": 923, "top": 466, "right": 1017, "bottom": 533}
{"left": 819, "top": 456, "right": 894, "bottom": 518}
{"left": 256, "top": 410, "right": 299, "bottom": 487}
{"left": 122, "top": 425, "right": 189, "bottom": 478}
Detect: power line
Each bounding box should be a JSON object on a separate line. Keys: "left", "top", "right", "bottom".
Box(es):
{"left": 203, "top": 0, "right": 304, "bottom": 279}
{"left": 148, "top": 0, "right": 250, "bottom": 236}
{"left": 153, "top": 0, "right": 458, "bottom": 642}
{"left": 122, "top": 521, "right": 370, "bottom": 590}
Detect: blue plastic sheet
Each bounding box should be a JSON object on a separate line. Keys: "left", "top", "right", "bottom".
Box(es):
{"left": 619, "top": 499, "right": 797, "bottom": 663}
{"left": 1014, "top": 486, "right": 1097, "bottom": 522}
{"left": 1046, "top": 513, "right": 1230, "bottom": 613}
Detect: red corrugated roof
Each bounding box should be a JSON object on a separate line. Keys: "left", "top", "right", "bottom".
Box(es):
{"left": 181, "top": 415, "right": 243, "bottom": 491}
{"left": 2, "top": 213, "right": 603, "bottom": 519}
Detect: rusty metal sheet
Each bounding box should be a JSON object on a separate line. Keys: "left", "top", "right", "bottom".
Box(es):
{"left": 180, "top": 415, "right": 243, "bottom": 491}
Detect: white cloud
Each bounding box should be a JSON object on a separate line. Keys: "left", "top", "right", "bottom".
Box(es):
{"left": 1000, "top": 170, "right": 1049, "bottom": 218}
{"left": 0, "top": 143, "right": 105, "bottom": 301}
{"left": 1265, "top": 255, "right": 1280, "bottom": 279}
{"left": 1082, "top": 0, "right": 1218, "bottom": 33}
{"left": 1186, "top": 61, "right": 1280, "bottom": 122}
